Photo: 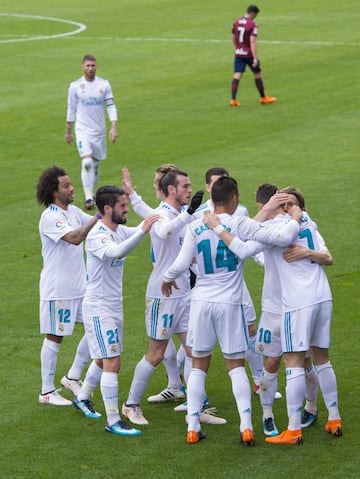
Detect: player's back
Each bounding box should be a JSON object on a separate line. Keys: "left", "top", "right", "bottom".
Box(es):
{"left": 190, "top": 213, "right": 246, "bottom": 305}
{"left": 232, "top": 16, "right": 258, "bottom": 56}
{"left": 269, "top": 212, "right": 332, "bottom": 310}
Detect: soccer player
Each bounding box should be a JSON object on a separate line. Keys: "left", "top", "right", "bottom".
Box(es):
{"left": 72, "top": 186, "right": 159, "bottom": 436}
{"left": 262, "top": 187, "right": 342, "bottom": 444}
{"left": 162, "top": 176, "right": 302, "bottom": 445}
{"left": 193, "top": 167, "right": 271, "bottom": 400}
{"left": 122, "top": 169, "right": 204, "bottom": 426}
{"left": 254, "top": 184, "right": 323, "bottom": 437}
{"left": 122, "top": 166, "right": 227, "bottom": 425}
{"left": 36, "top": 166, "right": 98, "bottom": 406}
{"left": 65, "top": 54, "right": 118, "bottom": 210}
{"left": 230, "top": 5, "right": 276, "bottom": 106}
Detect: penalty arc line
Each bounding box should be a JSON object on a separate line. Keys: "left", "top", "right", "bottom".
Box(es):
{"left": 0, "top": 13, "right": 86, "bottom": 44}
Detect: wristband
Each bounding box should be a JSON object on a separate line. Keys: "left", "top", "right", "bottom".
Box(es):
{"left": 95, "top": 212, "right": 102, "bottom": 219}
{"left": 214, "top": 224, "right": 224, "bottom": 235}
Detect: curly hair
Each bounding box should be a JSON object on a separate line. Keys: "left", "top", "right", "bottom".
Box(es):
{"left": 36, "top": 166, "right": 67, "bottom": 207}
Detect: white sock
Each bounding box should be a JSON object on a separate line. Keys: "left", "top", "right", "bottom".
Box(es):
{"left": 163, "top": 340, "right": 182, "bottom": 388}
{"left": 67, "top": 334, "right": 90, "bottom": 380}
{"left": 260, "top": 369, "right": 278, "bottom": 419}
{"left": 183, "top": 352, "right": 192, "bottom": 386}
{"left": 187, "top": 368, "right": 206, "bottom": 433}
{"left": 126, "top": 356, "right": 156, "bottom": 405}
{"left": 81, "top": 157, "right": 98, "bottom": 200}
{"left": 285, "top": 367, "right": 306, "bottom": 430}
{"left": 177, "top": 344, "right": 186, "bottom": 372}
{"left": 316, "top": 362, "right": 341, "bottom": 420}
{"left": 101, "top": 371, "right": 120, "bottom": 426}
{"left": 304, "top": 363, "right": 319, "bottom": 414}
{"left": 229, "top": 367, "right": 252, "bottom": 432}
{"left": 78, "top": 360, "right": 103, "bottom": 401}
{"left": 245, "top": 334, "right": 263, "bottom": 387}
{"left": 40, "top": 338, "right": 61, "bottom": 394}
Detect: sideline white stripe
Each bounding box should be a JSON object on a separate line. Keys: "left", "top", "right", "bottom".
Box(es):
{"left": 0, "top": 15, "right": 358, "bottom": 47}
{"left": 0, "top": 13, "right": 86, "bottom": 43}
{"left": 64, "top": 36, "right": 360, "bottom": 47}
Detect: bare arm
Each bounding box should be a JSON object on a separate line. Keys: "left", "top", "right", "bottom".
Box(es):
{"left": 250, "top": 35, "right": 258, "bottom": 67}
{"left": 64, "top": 121, "right": 74, "bottom": 144}
{"left": 61, "top": 216, "right": 98, "bottom": 245}
{"left": 253, "top": 193, "right": 291, "bottom": 222}
{"left": 109, "top": 120, "right": 118, "bottom": 143}
{"left": 283, "top": 244, "right": 333, "bottom": 266}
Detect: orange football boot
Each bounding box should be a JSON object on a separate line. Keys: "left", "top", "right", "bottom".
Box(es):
{"left": 265, "top": 429, "right": 303, "bottom": 445}
{"left": 240, "top": 428, "right": 255, "bottom": 446}
{"left": 229, "top": 99, "right": 240, "bottom": 107}
{"left": 187, "top": 430, "right": 206, "bottom": 444}
{"left": 260, "top": 96, "right": 277, "bottom": 104}
{"left": 325, "top": 419, "right": 343, "bottom": 436}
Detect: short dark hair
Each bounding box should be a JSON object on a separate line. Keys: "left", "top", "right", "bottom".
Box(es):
{"left": 211, "top": 176, "right": 239, "bottom": 205}
{"left": 280, "top": 186, "right": 306, "bottom": 210}
{"left": 36, "top": 166, "right": 68, "bottom": 207}
{"left": 159, "top": 169, "right": 189, "bottom": 197}
{"left": 82, "top": 54, "right": 96, "bottom": 63}
{"left": 205, "top": 167, "right": 229, "bottom": 185}
{"left": 247, "top": 5, "right": 260, "bottom": 14}
{"left": 256, "top": 183, "right": 278, "bottom": 204}
{"left": 95, "top": 185, "right": 125, "bottom": 214}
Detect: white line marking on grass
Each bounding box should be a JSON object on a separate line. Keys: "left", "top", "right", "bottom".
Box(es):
{"left": 0, "top": 13, "right": 86, "bottom": 43}
{"left": 65, "top": 36, "right": 360, "bottom": 47}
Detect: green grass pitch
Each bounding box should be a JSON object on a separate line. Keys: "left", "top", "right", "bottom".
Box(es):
{"left": 0, "top": 1, "right": 359, "bottom": 478}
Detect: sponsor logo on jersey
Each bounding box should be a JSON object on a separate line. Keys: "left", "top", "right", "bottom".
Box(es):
{"left": 236, "top": 48, "right": 248, "bottom": 55}
{"left": 111, "top": 258, "right": 125, "bottom": 267}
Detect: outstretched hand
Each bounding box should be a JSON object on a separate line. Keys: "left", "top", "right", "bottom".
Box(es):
{"left": 122, "top": 167, "right": 135, "bottom": 195}
{"left": 141, "top": 214, "right": 160, "bottom": 233}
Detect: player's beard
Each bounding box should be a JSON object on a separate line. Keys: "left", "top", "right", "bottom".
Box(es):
{"left": 112, "top": 211, "right": 127, "bottom": 225}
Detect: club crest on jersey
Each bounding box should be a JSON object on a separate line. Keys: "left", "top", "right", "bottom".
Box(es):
{"left": 99, "top": 88, "right": 104, "bottom": 94}
{"left": 80, "top": 83, "right": 85, "bottom": 89}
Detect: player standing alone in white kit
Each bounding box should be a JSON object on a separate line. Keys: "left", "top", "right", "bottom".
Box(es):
{"left": 65, "top": 54, "right": 118, "bottom": 210}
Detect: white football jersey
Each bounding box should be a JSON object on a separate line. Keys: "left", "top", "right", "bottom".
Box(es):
{"left": 194, "top": 198, "right": 249, "bottom": 219}
{"left": 164, "top": 213, "right": 267, "bottom": 304}
{"left": 84, "top": 221, "right": 143, "bottom": 314}
{"left": 265, "top": 212, "right": 332, "bottom": 311}
{"left": 39, "top": 204, "right": 92, "bottom": 300}
{"left": 146, "top": 202, "right": 193, "bottom": 298}
{"left": 66, "top": 76, "right": 117, "bottom": 136}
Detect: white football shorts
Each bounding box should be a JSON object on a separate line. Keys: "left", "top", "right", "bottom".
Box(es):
{"left": 40, "top": 298, "right": 83, "bottom": 336}
{"left": 281, "top": 300, "right": 332, "bottom": 352}
{"left": 145, "top": 295, "right": 190, "bottom": 340}
{"left": 83, "top": 302, "right": 124, "bottom": 359}
{"left": 255, "top": 311, "right": 282, "bottom": 358}
{"left": 187, "top": 300, "right": 248, "bottom": 358}
{"left": 76, "top": 133, "right": 106, "bottom": 161}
